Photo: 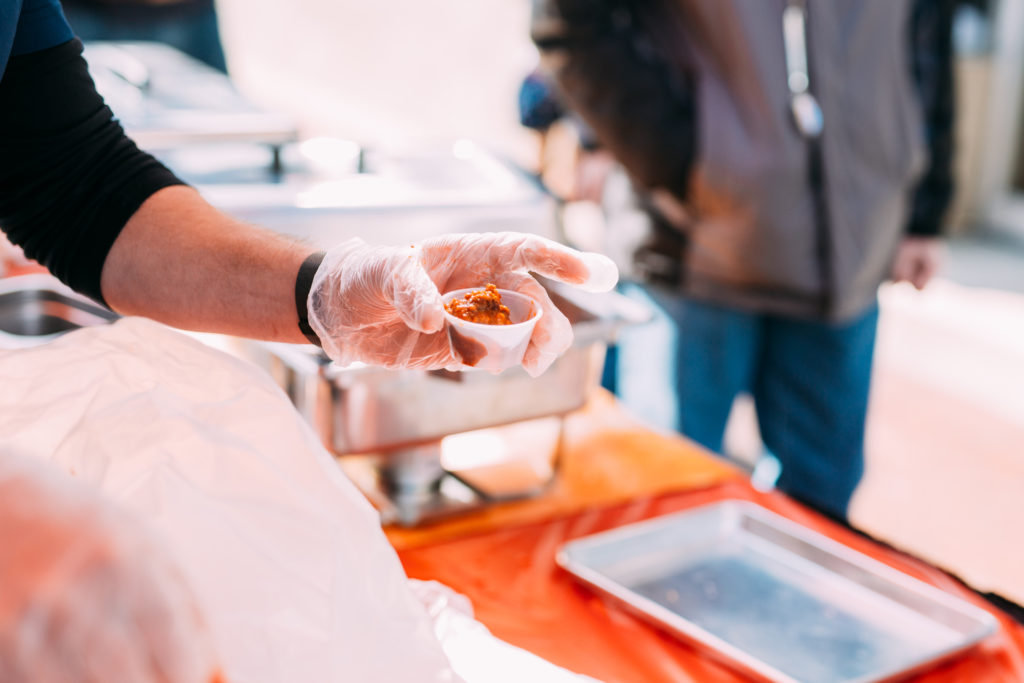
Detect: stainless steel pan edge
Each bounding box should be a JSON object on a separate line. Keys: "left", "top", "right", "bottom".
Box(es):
{"left": 557, "top": 552, "right": 797, "bottom": 682}
{"left": 556, "top": 500, "right": 998, "bottom": 683}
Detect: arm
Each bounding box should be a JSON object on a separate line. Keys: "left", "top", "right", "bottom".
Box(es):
{"left": 892, "top": 0, "right": 959, "bottom": 289}
{"left": 102, "top": 187, "right": 313, "bottom": 343}
{"left": 905, "top": 0, "right": 959, "bottom": 238}
{"left": 0, "top": 38, "right": 314, "bottom": 342}
{"left": 530, "top": 0, "right": 697, "bottom": 199}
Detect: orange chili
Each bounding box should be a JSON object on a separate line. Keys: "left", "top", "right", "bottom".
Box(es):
{"left": 445, "top": 284, "right": 513, "bottom": 325}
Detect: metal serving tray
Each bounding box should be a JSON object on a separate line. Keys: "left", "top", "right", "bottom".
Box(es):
{"left": 557, "top": 501, "right": 997, "bottom": 683}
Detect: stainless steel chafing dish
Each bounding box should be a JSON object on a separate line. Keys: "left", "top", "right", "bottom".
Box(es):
{"left": 84, "top": 41, "right": 560, "bottom": 247}
{"left": 83, "top": 41, "right": 299, "bottom": 151}
{"left": 0, "top": 275, "right": 117, "bottom": 349}
{"left": 233, "top": 281, "right": 649, "bottom": 526}
{"left": 154, "top": 137, "right": 561, "bottom": 248}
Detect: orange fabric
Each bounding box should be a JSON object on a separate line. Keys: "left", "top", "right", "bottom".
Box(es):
{"left": 399, "top": 481, "right": 1024, "bottom": 682}
{"left": 392, "top": 394, "right": 1024, "bottom": 682}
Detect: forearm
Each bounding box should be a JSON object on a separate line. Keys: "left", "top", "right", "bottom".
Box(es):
{"left": 101, "top": 186, "right": 314, "bottom": 343}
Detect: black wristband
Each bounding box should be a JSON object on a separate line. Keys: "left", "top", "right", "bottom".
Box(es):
{"left": 295, "top": 251, "right": 326, "bottom": 347}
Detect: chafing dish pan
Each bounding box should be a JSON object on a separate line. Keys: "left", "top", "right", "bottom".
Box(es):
{"left": 239, "top": 280, "right": 649, "bottom": 455}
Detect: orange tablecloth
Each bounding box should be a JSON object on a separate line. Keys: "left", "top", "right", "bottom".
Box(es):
{"left": 392, "top": 396, "right": 1024, "bottom": 682}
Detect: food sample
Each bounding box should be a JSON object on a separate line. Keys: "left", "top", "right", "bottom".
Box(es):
{"left": 444, "top": 284, "right": 513, "bottom": 325}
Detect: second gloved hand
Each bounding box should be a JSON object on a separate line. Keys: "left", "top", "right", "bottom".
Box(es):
{"left": 0, "top": 454, "right": 219, "bottom": 683}
{"left": 307, "top": 232, "right": 618, "bottom": 376}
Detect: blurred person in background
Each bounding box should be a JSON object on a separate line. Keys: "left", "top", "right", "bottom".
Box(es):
{"left": 532, "top": 0, "right": 966, "bottom": 521}
{"left": 519, "top": 65, "right": 615, "bottom": 205}
{"left": 60, "top": 0, "right": 228, "bottom": 72}
{"left": 518, "top": 65, "right": 628, "bottom": 392}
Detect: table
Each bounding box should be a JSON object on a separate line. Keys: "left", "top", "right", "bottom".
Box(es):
{"left": 390, "top": 393, "right": 1024, "bottom": 682}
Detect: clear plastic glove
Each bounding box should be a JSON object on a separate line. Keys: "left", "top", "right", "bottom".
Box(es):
{"left": 308, "top": 232, "right": 618, "bottom": 376}
{"left": 0, "top": 454, "right": 219, "bottom": 683}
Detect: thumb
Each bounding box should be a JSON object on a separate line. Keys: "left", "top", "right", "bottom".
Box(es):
{"left": 423, "top": 232, "right": 619, "bottom": 293}
{"left": 506, "top": 234, "right": 619, "bottom": 293}
{"left": 573, "top": 250, "right": 619, "bottom": 293}
{"left": 389, "top": 253, "right": 445, "bottom": 333}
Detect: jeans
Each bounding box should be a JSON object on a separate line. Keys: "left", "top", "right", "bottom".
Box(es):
{"left": 615, "top": 282, "right": 879, "bottom": 520}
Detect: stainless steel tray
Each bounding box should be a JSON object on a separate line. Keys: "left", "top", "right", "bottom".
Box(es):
{"left": 84, "top": 42, "right": 299, "bottom": 150}
{"left": 0, "top": 274, "right": 118, "bottom": 349}
{"left": 557, "top": 500, "right": 997, "bottom": 683}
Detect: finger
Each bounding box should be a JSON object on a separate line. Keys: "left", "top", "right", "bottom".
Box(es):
{"left": 912, "top": 257, "right": 934, "bottom": 290}
{"left": 490, "top": 233, "right": 619, "bottom": 293}
{"left": 494, "top": 272, "right": 573, "bottom": 377}
{"left": 388, "top": 254, "right": 446, "bottom": 334}
{"left": 404, "top": 330, "right": 457, "bottom": 370}
{"left": 346, "top": 320, "right": 454, "bottom": 370}
{"left": 890, "top": 254, "right": 911, "bottom": 284}
{"left": 522, "top": 345, "right": 560, "bottom": 378}
{"left": 574, "top": 250, "right": 619, "bottom": 292}
{"left": 908, "top": 258, "right": 924, "bottom": 290}
{"left": 917, "top": 247, "right": 943, "bottom": 289}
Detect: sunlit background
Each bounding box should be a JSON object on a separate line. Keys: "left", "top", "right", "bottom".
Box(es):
{"left": 218, "top": 0, "right": 538, "bottom": 161}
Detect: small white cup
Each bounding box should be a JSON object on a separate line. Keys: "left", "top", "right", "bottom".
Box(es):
{"left": 442, "top": 288, "right": 542, "bottom": 373}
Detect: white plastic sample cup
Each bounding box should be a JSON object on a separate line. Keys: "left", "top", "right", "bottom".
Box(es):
{"left": 442, "top": 288, "right": 542, "bottom": 373}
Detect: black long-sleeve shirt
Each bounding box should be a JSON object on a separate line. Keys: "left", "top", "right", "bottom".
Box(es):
{"left": 0, "top": 37, "right": 183, "bottom": 305}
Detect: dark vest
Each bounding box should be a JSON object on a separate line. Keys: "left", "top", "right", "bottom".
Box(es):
{"left": 648, "top": 0, "right": 926, "bottom": 320}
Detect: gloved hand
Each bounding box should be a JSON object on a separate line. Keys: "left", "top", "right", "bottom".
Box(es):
{"left": 308, "top": 232, "right": 618, "bottom": 376}
{"left": 0, "top": 454, "right": 219, "bottom": 683}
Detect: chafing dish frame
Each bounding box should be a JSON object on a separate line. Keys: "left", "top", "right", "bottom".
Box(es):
{"left": 234, "top": 281, "right": 649, "bottom": 525}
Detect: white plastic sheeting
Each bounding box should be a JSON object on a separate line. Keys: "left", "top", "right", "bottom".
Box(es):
{"left": 0, "top": 318, "right": 596, "bottom": 683}
{"left": 0, "top": 453, "right": 218, "bottom": 683}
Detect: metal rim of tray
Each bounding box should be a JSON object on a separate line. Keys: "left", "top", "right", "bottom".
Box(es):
{"left": 556, "top": 499, "right": 999, "bottom": 683}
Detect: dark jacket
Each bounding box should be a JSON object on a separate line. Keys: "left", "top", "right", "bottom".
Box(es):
{"left": 533, "top": 0, "right": 958, "bottom": 321}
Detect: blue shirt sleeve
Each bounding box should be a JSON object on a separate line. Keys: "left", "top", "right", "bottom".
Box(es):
{"left": 12, "top": 0, "right": 73, "bottom": 56}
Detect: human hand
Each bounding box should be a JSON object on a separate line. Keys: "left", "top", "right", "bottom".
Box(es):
{"left": 307, "top": 232, "right": 618, "bottom": 376}
{"left": 0, "top": 455, "right": 218, "bottom": 683}
{"left": 890, "top": 236, "right": 945, "bottom": 290}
